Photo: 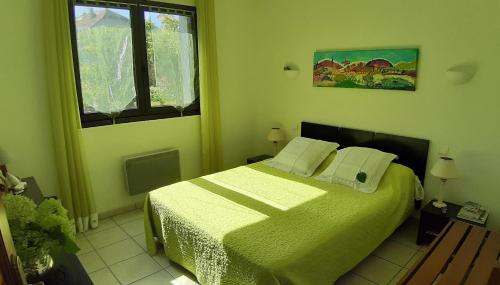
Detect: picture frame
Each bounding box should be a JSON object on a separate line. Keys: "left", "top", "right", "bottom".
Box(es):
{"left": 313, "top": 48, "right": 419, "bottom": 91}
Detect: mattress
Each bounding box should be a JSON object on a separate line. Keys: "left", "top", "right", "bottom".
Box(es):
{"left": 144, "top": 161, "right": 415, "bottom": 285}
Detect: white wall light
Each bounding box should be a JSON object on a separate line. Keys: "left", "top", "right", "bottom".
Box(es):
{"left": 446, "top": 63, "right": 476, "bottom": 85}
{"left": 283, "top": 64, "right": 299, "bottom": 78}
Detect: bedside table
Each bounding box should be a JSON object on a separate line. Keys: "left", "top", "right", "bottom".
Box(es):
{"left": 247, "top": 154, "right": 273, "bottom": 164}
{"left": 417, "top": 200, "right": 487, "bottom": 245}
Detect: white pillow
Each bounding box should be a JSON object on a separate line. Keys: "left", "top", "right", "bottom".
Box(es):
{"left": 316, "top": 147, "right": 397, "bottom": 193}
{"left": 264, "top": 137, "right": 339, "bottom": 177}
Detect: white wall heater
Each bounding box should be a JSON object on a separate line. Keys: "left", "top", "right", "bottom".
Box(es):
{"left": 123, "top": 149, "right": 181, "bottom": 196}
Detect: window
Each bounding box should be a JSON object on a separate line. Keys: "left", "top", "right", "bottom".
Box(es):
{"left": 69, "top": 0, "right": 199, "bottom": 127}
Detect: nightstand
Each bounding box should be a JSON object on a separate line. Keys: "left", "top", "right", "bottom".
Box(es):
{"left": 247, "top": 154, "right": 273, "bottom": 164}
{"left": 417, "top": 200, "right": 487, "bottom": 245}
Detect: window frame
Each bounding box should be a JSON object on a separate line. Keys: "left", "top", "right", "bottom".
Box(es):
{"left": 68, "top": 0, "right": 200, "bottom": 128}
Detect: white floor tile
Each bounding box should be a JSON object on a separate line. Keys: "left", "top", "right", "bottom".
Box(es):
{"left": 353, "top": 255, "right": 401, "bottom": 285}
{"left": 89, "top": 268, "right": 120, "bottom": 285}
{"left": 390, "top": 218, "right": 421, "bottom": 250}
{"left": 404, "top": 250, "right": 425, "bottom": 269}
{"left": 373, "top": 240, "right": 417, "bottom": 266}
{"left": 166, "top": 264, "right": 198, "bottom": 284}
{"left": 84, "top": 218, "right": 118, "bottom": 236}
{"left": 78, "top": 251, "right": 106, "bottom": 273}
{"left": 170, "top": 275, "right": 200, "bottom": 285}
{"left": 76, "top": 234, "right": 94, "bottom": 256}
{"left": 86, "top": 226, "right": 129, "bottom": 249}
{"left": 121, "top": 218, "right": 145, "bottom": 236}
{"left": 131, "top": 270, "right": 175, "bottom": 285}
{"left": 110, "top": 253, "right": 162, "bottom": 284}
{"left": 113, "top": 209, "right": 144, "bottom": 225}
{"left": 97, "top": 238, "right": 145, "bottom": 266}
{"left": 335, "top": 272, "right": 376, "bottom": 285}
{"left": 152, "top": 252, "right": 171, "bottom": 268}
{"left": 166, "top": 263, "right": 191, "bottom": 278}
{"left": 133, "top": 233, "right": 148, "bottom": 251}
{"left": 389, "top": 268, "right": 409, "bottom": 285}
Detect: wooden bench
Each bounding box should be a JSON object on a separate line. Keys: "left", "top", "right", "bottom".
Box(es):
{"left": 399, "top": 220, "right": 500, "bottom": 285}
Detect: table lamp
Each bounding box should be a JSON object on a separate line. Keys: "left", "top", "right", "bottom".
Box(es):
{"left": 267, "top": 128, "right": 285, "bottom": 155}
{"left": 431, "top": 156, "right": 459, "bottom": 208}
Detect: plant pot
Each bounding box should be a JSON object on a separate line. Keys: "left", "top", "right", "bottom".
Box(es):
{"left": 25, "top": 254, "right": 55, "bottom": 280}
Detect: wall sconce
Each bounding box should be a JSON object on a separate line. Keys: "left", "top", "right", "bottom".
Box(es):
{"left": 446, "top": 63, "right": 476, "bottom": 85}
{"left": 283, "top": 64, "right": 299, "bottom": 78}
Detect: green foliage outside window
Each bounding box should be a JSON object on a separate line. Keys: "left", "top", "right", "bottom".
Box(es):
{"left": 146, "top": 15, "right": 195, "bottom": 108}
{"left": 76, "top": 11, "right": 195, "bottom": 115}
{"left": 77, "top": 26, "right": 137, "bottom": 115}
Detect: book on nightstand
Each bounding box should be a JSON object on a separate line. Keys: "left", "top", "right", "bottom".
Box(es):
{"left": 457, "top": 201, "right": 488, "bottom": 225}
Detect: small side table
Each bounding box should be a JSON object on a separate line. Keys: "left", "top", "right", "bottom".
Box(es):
{"left": 417, "top": 200, "right": 487, "bottom": 245}
{"left": 247, "top": 154, "right": 273, "bottom": 164}
{"left": 20, "top": 177, "right": 44, "bottom": 204}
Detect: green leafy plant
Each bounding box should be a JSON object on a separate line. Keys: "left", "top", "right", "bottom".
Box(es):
{"left": 3, "top": 194, "right": 79, "bottom": 271}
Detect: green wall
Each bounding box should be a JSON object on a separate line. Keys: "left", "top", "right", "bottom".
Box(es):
{"left": 0, "top": 0, "right": 240, "bottom": 215}
{"left": 215, "top": 0, "right": 262, "bottom": 168}
{"left": 82, "top": 0, "right": 257, "bottom": 214}
{"left": 83, "top": 116, "right": 202, "bottom": 214}
{"left": 2, "top": 0, "right": 500, "bottom": 228}
{"left": 84, "top": 0, "right": 202, "bottom": 214}
{"left": 0, "top": 0, "right": 203, "bottom": 215}
{"left": 0, "top": 0, "right": 59, "bottom": 197}
{"left": 233, "top": 0, "right": 500, "bottom": 228}
{"left": 84, "top": 0, "right": 263, "bottom": 213}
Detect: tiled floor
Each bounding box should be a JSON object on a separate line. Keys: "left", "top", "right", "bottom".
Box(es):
{"left": 77, "top": 209, "right": 199, "bottom": 285}
{"left": 78, "top": 209, "right": 425, "bottom": 285}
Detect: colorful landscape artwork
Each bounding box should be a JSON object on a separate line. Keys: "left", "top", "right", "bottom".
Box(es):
{"left": 313, "top": 48, "right": 419, "bottom": 91}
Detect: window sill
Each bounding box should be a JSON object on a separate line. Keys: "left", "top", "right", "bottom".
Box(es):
{"left": 82, "top": 109, "right": 200, "bottom": 128}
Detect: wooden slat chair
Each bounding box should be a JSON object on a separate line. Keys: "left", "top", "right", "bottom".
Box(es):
{"left": 399, "top": 220, "right": 500, "bottom": 285}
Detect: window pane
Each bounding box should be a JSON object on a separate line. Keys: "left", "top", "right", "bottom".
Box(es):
{"left": 144, "top": 11, "right": 197, "bottom": 110}
{"left": 74, "top": 6, "right": 137, "bottom": 115}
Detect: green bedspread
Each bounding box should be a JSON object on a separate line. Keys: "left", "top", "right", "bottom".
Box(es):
{"left": 144, "top": 161, "right": 415, "bottom": 285}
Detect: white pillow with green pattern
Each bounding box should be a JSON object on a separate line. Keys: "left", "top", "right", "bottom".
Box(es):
{"left": 316, "top": 147, "right": 397, "bottom": 193}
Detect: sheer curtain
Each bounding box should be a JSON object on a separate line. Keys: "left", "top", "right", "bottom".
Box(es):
{"left": 42, "top": 0, "right": 98, "bottom": 233}
{"left": 146, "top": 11, "right": 197, "bottom": 112}
{"left": 74, "top": 6, "right": 137, "bottom": 120}
{"left": 196, "top": 0, "right": 224, "bottom": 174}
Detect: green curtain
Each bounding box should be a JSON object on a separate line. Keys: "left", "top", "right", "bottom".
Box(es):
{"left": 196, "top": 0, "right": 224, "bottom": 174}
{"left": 43, "top": 0, "right": 98, "bottom": 232}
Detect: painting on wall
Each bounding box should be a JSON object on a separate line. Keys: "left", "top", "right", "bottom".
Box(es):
{"left": 313, "top": 48, "right": 419, "bottom": 91}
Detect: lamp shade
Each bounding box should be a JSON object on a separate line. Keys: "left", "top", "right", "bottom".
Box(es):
{"left": 431, "top": 156, "right": 459, "bottom": 179}
{"left": 267, "top": 128, "right": 285, "bottom": 142}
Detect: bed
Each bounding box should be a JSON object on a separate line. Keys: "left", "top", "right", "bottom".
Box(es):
{"left": 144, "top": 122, "right": 430, "bottom": 285}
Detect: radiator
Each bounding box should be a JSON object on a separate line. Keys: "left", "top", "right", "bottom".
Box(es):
{"left": 123, "top": 149, "right": 181, "bottom": 195}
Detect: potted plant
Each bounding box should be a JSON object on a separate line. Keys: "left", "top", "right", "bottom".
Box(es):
{"left": 3, "top": 194, "right": 79, "bottom": 277}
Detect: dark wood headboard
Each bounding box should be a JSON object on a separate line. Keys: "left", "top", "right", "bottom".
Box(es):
{"left": 301, "top": 121, "right": 430, "bottom": 183}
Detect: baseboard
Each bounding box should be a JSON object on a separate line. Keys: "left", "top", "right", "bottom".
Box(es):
{"left": 134, "top": 200, "right": 145, "bottom": 209}
{"left": 99, "top": 204, "right": 138, "bottom": 219}
{"left": 98, "top": 194, "right": 146, "bottom": 219}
